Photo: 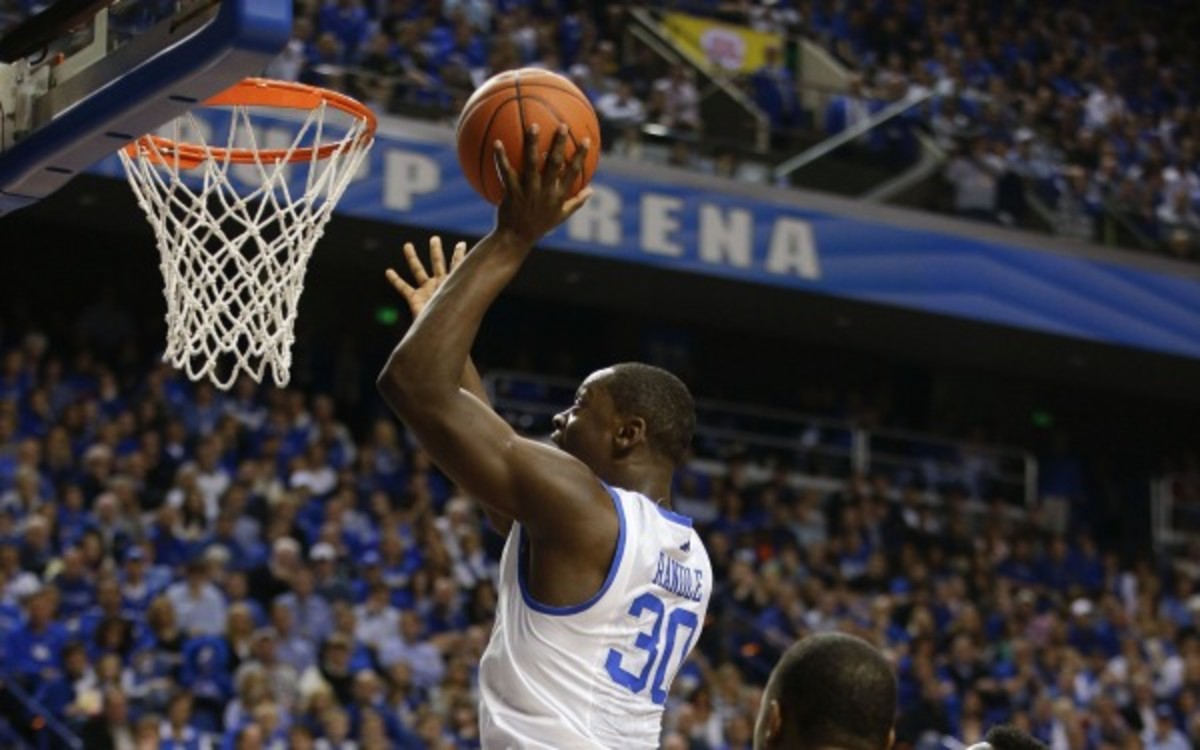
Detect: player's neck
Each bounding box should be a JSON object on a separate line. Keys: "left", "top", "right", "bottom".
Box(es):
{"left": 604, "top": 463, "right": 674, "bottom": 508}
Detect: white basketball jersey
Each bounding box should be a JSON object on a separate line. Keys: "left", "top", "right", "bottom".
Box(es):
{"left": 479, "top": 483, "right": 712, "bottom": 749}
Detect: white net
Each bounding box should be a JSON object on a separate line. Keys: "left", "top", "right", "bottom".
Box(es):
{"left": 118, "top": 87, "right": 374, "bottom": 389}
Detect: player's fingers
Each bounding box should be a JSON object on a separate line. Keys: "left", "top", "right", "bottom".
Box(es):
{"left": 562, "top": 137, "right": 590, "bottom": 194}
{"left": 430, "top": 236, "right": 447, "bottom": 277}
{"left": 384, "top": 268, "right": 414, "bottom": 300}
{"left": 547, "top": 123, "right": 568, "bottom": 177}
{"left": 402, "top": 242, "right": 430, "bottom": 284}
{"left": 451, "top": 242, "right": 467, "bottom": 270}
{"left": 524, "top": 124, "right": 541, "bottom": 190}
{"left": 560, "top": 187, "right": 593, "bottom": 220}
{"left": 494, "top": 141, "right": 520, "bottom": 198}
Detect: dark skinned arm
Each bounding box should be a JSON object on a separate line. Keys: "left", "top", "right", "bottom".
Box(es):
{"left": 377, "top": 126, "right": 617, "bottom": 604}
{"left": 385, "top": 236, "right": 512, "bottom": 536}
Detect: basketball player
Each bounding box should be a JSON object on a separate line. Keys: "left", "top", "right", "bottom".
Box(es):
{"left": 378, "top": 124, "right": 711, "bottom": 748}
{"left": 753, "top": 633, "right": 897, "bottom": 750}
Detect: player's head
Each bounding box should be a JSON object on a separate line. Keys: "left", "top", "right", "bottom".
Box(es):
{"left": 551, "top": 362, "right": 694, "bottom": 473}
{"left": 967, "top": 725, "right": 1048, "bottom": 750}
{"left": 753, "top": 632, "right": 897, "bottom": 750}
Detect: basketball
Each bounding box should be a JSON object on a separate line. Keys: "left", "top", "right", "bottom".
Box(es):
{"left": 456, "top": 68, "right": 601, "bottom": 205}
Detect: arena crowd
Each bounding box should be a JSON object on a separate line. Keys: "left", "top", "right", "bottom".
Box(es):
{"left": 0, "top": 318, "right": 1193, "bottom": 749}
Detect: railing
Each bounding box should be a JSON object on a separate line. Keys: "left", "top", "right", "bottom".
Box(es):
{"left": 860, "top": 130, "right": 948, "bottom": 203}
{"left": 772, "top": 89, "right": 935, "bottom": 182}
{"left": 484, "top": 371, "right": 1038, "bottom": 507}
{"left": 1152, "top": 475, "right": 1200, "bottom": 569}
{"left": 0, "top": 670, "right": 83, "bottom": 750}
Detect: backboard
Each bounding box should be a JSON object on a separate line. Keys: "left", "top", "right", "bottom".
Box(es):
{"left": 0, "top": 0, "right": 291, "bottom": 216}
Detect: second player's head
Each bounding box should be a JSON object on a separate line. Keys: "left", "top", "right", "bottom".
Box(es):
{"left": 754, "top": 632, "right": 897, "bottom": 750}
{"left": 551, "top": 362, "right": 694, "bottom": 476}
{"left": 969, "top": 725, "right": 1049, "bottom": 750}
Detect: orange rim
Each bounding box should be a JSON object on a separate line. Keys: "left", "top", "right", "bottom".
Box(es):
{"left": 123, "top": 78, "right": 378, "bottom": 169}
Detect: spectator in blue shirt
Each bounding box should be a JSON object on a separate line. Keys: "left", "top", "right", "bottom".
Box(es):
{"left": 379, "top": 610, "right": 445, "bottom": 690}
{"left": 317, "top": 0, "right": 371, "bottom": 63}
{"left": 79, "top": 573, "right": 139, "bottom": 638}
{"left": 158, "top": 691, "right": 211, "bottom": 750}
{"left": 276, "top": 565, "right": 334, "bottom": 646}
{"left": 268, "top": 598, "right": 317, "bottom": 674}
{"left": 180, "top": 634, "right": 234, "bottom": 733}
{"left": 1145, "top": 704, "right": 1190, "bottom": 750}
{"left": 33, "top": 639, "right": 96, "bottom": 727}
{"left": 347, "top": 667, "right": 423, "bottom": 748}
{"left": 150, "top": 504, "right": 191, "bottom": 570}
{"left": 751, "top": 46, "right": 800, "bottom": 136}
{"left": 54, "top": 484, "right": 89, "bottom": 549}
{"left": 7, "top": 584, "right": 69, "bottom": 688}
{"left": 53, "top": 545, "right": 95, "bottom": 621}
{"left": 421, "top": 576, "right": 467, "bottom": 636}
{"left": 119, "top": 545, "right": 163, "bottom": 612}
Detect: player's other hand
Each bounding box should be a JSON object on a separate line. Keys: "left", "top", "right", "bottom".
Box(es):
{"left": 493, "top": 123, "right": 592, "bottom": 246}
{"left": 384, "top": 236, "right": 468, "bottom": 317}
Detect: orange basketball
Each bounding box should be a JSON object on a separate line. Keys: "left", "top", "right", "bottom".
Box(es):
{"left": 456, "top": 68, "right": 601, "bottom": 205}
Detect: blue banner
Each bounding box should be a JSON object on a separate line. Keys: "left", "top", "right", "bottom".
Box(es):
{"left": 95, "top": 113, "right": 1200, "bottom": 360}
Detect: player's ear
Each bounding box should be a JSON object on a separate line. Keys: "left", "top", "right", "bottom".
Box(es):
{"left": 764, "top": 699, "right": 782, "bottom": 746}
{"left": 613, "top": 416, "right": 646, "bottom": 451}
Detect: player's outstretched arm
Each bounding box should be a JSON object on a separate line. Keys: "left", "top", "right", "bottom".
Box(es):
{"left": 385, "top": 235, "right": 512, "bottom": 536}
{"left": 378, "top": 125, "right": 609, "bottom": 549}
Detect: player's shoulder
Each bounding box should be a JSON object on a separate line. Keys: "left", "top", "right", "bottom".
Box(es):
{"left": 609, "top": 487, "right": 706, "bottom": 554}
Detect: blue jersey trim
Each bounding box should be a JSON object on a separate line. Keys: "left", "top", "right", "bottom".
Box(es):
{"left": 517, "top": 483, "right": 627, "bottom": 616}
{"left": 656, "top": 505, "right": 694, "bottom": 528}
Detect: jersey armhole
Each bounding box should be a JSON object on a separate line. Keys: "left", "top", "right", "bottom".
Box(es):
{"left": 517, "top": 483, "right": 627, "bottom": 616}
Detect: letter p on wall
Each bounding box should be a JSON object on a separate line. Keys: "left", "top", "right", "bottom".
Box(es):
{"left": 384, "top": 151, "right": 441, "bottom": 211}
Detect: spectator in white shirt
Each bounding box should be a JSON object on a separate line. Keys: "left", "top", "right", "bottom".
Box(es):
{"left": 234, "top": 627, "right": 300, "bottom": 714}
{"left": 309, "top": 542, "right": 353, "bottom": 603}
{"left": 652, "top": 65, "right": 701, "bottom": 131}
{"left": 597, "top": 79, "right": 646, "bottom": 129}
{"left": 378, "top": 611, "right": 445, "bottom": 689}
{"left": 944, "top": 137, "right": 1005, "bottom": 221}
{"left": 353, "top": 584, "right": 400, "bottom": 652}
{"left": 165, "top": 558, "right": 227, "bottom": 637}
{"left": 290, "top": 444, "right": 338, "bottom": 498}
{"left": 275, "top": 566, "right": 334, "bottom": 645}
{"left": 264, "top": 18, "right": 313, "bottom": 84}
{"left": 596, "top": 80, "right": 647, "bottom": 157}
{"left": 194, "top": 437, "right": 231, "bottom": 521}
{"left": 1085, "top": 75, "right": 1126, "bottom": 131}
{"left": 1144, "top": 705, "right": 1190, "bottom": 750}
{"left": 1157, "top": 187, "right": 1200, "bottom": 237}
{"left": 269, "top": 600, "right": 316, "bottom": 674}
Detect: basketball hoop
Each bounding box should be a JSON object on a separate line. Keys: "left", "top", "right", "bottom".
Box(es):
{"left": 119, "top": 78, "right": 377, "bottom": 389}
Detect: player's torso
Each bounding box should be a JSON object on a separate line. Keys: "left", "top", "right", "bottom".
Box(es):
{"left": 479, "top": 485, "right": 711, "bottom": 750}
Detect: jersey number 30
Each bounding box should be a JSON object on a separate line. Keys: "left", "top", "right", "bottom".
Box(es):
{"left": 604, "top": 592, "right": 699, "bottom": 705}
